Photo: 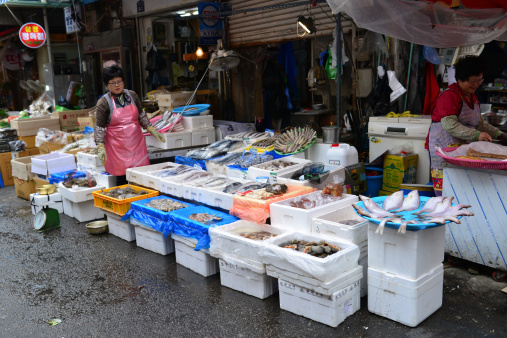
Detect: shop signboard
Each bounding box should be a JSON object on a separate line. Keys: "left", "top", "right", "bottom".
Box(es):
{"left": 198, "top": 2, "right": 223, "bottom": 45}
{"left": 19, "top": 23, "right": 46, "bottom": 49}
{"left": 64, "top": 6, "right": 82, "bottom": 34}
{"left": 2, "top": 48, "right": 23, "bottom": 70}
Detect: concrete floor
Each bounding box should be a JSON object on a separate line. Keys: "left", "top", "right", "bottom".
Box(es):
{"left": 1, "top": 185, "right": 506, "bottom": 337}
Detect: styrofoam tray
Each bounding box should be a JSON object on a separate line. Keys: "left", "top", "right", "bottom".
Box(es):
{"left": 191, "top": 127, "right": 216, "bottom": 146}
{"left": 181, "top": 115, "right": 213, "bottom": 130}
{"left": 312, "top": 204, "right": 368, "bottom": 244}
{"left": 277, "top": 165, "right": 345, "bottom": 190}
{"left": 259, "top": 231, "right": 360, "bottom": 283}
{"left": 269, "top": 191, "right": 359, "bottom": 233}
{"left": 145, "top": 130, "right": 192, "bottom": 149}
{"left": 77, "top": 152, "right": 102, "bottom": 167}
{"left": 247, "top": 156, "right": 312, "bottom": 181}
{"left": 58, "top": 183, "right": 105, "bottom": 203}
{"left": 126, "top": 162, "right": 180, "bottom": 187}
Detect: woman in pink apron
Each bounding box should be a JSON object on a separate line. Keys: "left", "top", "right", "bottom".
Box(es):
{"left": 94, "top": 65, "right": 165, "bottom": 185}
{"left": 426, "top": 56, "right": 506, "bottom": 196}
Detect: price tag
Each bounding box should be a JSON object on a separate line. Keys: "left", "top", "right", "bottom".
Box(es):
{"left": 194, "top": 164, "right": 203, "bottom": 170}
{"left": 269, "top": 172, "right": 277, "bottom": 184}
{"left": 243, "top": 137, "right": 251, "bottom": 145}
{"left": 241, "top": 171, "right": 247, "bottom": 180}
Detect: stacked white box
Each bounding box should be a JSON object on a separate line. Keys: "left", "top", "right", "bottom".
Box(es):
{"left": 278, "top": 266, "right": 362, "bottom": 327}
{"left": 368, "top": 264, "right": 444, "bottom": 327}
{"left": 58, "top": 183, "right": 105, "bottom": 203}
{"left": 145, "top": 131, "right": 192, "bottom": 150}
{"left": 247, "top": 156, "right": 312, "bottom": 181}
{"left": 30, "top": 192, "right": 64, "bottom": 215}
{"left": 94, "top": 172, "right": 116, "bottom": 189}
{"left": 62, "top": 197, "right": 74, "bottom": 218}
{"left": 131, "top": 219, "right": 174, "bottom": 255}
{"left": 181, "top": 115, "right": 213, "bottom": 130}
{"left": 77, "top": 162, "right": 105, "bottom": 174}
{"left": 58, "top": 183, "right": 105, "bottom": 222}
{"left": 277, "top": 165, "right": 344, "bottom": 190}
{"left": 219, "top": 256, "right": 278, "bottom": 299}
{"left": 172, "top": 234, "right": 218, "bottom": 277}
{"left": 191, "top": 127, "right": 215, "bottom": 146}
{"left": 126, "top": 162, "right": 180, "bottom": 187}
{"left": 159, "top": 178, "right": 184, "bottom": 198}
{"left": 368, "top": 223, "right": 445, "bottom": 279}
{"left": 312, "top": 204, "right": 368, "bottom": 244}
{"left": 76, "top": 152, "right": 102, "bottom": 167}
{"left": 269, "top": 192, "right": 359, "bottom": 233}
{"left": 105, "top": 211, "right": 136, "bottom": 242}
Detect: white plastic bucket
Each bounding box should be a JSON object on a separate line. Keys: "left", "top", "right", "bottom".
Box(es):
{"left": 326, "top": 143, "right": 358, "bottom": 167}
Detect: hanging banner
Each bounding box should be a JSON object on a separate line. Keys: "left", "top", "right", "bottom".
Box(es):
{"left": 198, "top": 2, "right": 223, "bottom": 45}
{"left": 64, "top": 6, "right": 82, "bottom": 34}
{"left": 19, "top": 23, "right": 46, "bottom": 49}
{"left": 2, "top": 48, "right": 23, "bottom": 70}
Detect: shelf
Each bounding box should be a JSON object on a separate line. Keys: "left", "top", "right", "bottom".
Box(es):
{"left": 482, "top": 87, "right": 507, "bottom": 92}
{"left": 490, "top": 101, "right": 507, "bottom": 105}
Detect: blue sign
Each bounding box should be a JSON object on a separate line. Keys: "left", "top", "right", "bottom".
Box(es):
{"left": 198, "top": 2, "right": 223, "bottom": 45}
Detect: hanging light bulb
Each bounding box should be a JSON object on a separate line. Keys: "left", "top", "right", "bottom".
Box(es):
{"left": 297, "top": 16, "right": 316, "bottom": 34}
{"left": 196, "top": 47, "right": 204, "bottom": 57}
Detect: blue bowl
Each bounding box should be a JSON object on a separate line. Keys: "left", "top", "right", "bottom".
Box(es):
{"left": 173, "top": 104, "right": 210, "bottom": 116}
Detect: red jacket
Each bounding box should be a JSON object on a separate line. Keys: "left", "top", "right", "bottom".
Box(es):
{"left": 431, "top": 83, "right": 479, "bottom": 122}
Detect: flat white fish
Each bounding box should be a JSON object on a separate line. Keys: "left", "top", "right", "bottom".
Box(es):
{"left": 394, "top": 190, "right": 420, "bottom": 212}
{"left": 382, "top": 191, "right": 404, "bottom": 211}
{"left": 359, "top": 195, "right": 396, "bottom": 218}
{"left": 428, "top": 197, "right": 454, "bottom": 215}
{"left": 423, "top": 216, "right": 461, "bottom": 225}
{"left": 424, "top": 204, "right": 473, "bottom": 218}
{"left": 413, "top": 196, "right": 445, "bottom": 214}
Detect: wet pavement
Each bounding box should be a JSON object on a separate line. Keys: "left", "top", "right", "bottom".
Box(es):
{"left": 1, "top": 185, "right": 506, "bottom": 337}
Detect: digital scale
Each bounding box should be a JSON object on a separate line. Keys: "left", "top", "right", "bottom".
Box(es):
{"left": 33, "top": 206, "right": 60, "bottom": 232}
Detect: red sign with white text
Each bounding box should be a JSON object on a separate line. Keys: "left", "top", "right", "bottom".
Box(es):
{"left": 19, "top": 23, "right": 46, "bottom": 49}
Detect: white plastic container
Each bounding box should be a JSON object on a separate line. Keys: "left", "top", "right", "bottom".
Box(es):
{"left": 326, "top": 143, "right": 358, "bottom": 167}
{"left": 94, "top": 172, "right": 116, "bottom": 189}
{"left": 277, "top": 165, "right": 345, "bottom": 190}
{"left": 278, "top": 269, "right": 362, "bottom": 327}
{"left": 181, "top": 115, "right": 213, "bottom": 130}
{"left": 204, "top": 187, "right": 236, "bottom": 210}
{"left": 359, "top": 253, "right": 368, "bottom": 298}
{"left": 132, "top": 220, "right": 175, "bottom": 255}
{"left": 58, "top": 183, "right": 105, "bottom": 203}
{"left": 191, "top": 127, "right": 216, "bottom": 146}
{"left": 72, "top": 200, "right": 104, "bottom": 222}
{"left": 62, "top": 197, "right": 74, "bottom": 218}
{"left": 312, "top": 204, "right": 368, "bottom": 244}
{"left": 77, "top": 162, "right": 106, "bottom": 174}
{"left": 368, "top": 222, "right": 445, "bottom": 280}
{"left": 30, "top": 192, "right": 64, "bottom": 215}
{"left": 77, "top": 152, "right": 102, "bottom": 167}
{"left": 126, "top": 162, "right": 180, "bottom": 188}
{"left": 368, "top": 264, "right": 443, "bottom": 327}
{"left": 219, "top": 256, "right": 278, "bottom": 299}
{"left": 246, "top": 156, "right": 312, "bottom": 181}
{"left": 269, "top": 191, "right": 359, "bottom": 233}
{"left": 173, "top": 234, "right": 218, "bottom": 277}
{"left": 105, "top": 211, "right": 135, "bottom": 242}
{"left": 145, "top": 130, "right": 192, "bottom": 150}
{"left": 159, "top": 178, "right": 184, "bottom": 198}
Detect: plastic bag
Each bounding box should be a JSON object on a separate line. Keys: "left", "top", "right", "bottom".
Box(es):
{"left": 35, "top": 128, "right": 69, "bottom": 147}
{"left": 388, "top": 142, "right": 414, "bottom": 156}
{"left": 325, "top": 46, "right": 337, "bottom": 80}
{"left": 8, "top": 140, "right": 26, "bottom": 152}
{"left": 423, "top": 46, "right": 441, "bottom": 65}
{"left": 366, "top": 69, "right": 392, "bottom": 116}
{"left": 60, "top": 138, "right": 95, "bottom": 152}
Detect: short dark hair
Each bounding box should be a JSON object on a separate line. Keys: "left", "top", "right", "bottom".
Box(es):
{"left": 102, "top": 65, "right": 124, "bottom": 85}
{"left": 454, "top": 56, "right": 484, "bottom": 82}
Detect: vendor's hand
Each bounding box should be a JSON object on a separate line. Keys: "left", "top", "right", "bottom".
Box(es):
{"left": 478, "top": 132, "right": 493, "bottom": 142}
{"left": 97, "top": 143, "right": 107, "bottom": 165}
{"left": 499, "top": 132, "right": 507, "bottom": 146}
{"left": 147, "top": 126, "right": 166, "bottom": 143}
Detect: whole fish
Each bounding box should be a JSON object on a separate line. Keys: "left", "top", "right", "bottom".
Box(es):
{"left": 427, "top": 197, "right": 454, "bottom": 216}
{"left": 423, "top": 216, "right": 461, "bottom": 225}
{"left": 382, "top": 191, "right": 404, "bottom": 211}
{"left": 223, "top": 182, "right": 243, "bottom": 194}
{"left": 413, "top": 196, "right": 445, "bottom": 214}
{"left": 353, "top": 203, "right": 396, "bottom": 220}
{"left": 359, "top": 195, "right": 396, "bottom": 218}
{"left": 394, "top": 190, "right": 420, "bottom": 212}
{"left": 424, "top": 204, "right": 473, "bottom": 218}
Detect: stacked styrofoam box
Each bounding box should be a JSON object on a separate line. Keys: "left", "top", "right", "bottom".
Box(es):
{"left": 30, "top": 192, "right": 64, "bottom": 215}
{"left": 58, "top": 183, "right": 105, "bottom": 222}
{"left": 191, "top": 127, "right": 216, "bottom": 146}
{"left": 312, "top": 204, "right": 368, "bottom": 297}
{"left": 181, "top": 115, "right": 213, "bottom": 130}
{"left": 367, "top": 223, "right": 445, "bottom": 327}
{"left": 105, "top": 210, "right": 136, "bottom": 242}
{"left": 269, "top": 192, "right": 359, "bottom": 233}
{"left": 209, "top": 221, "right": 288, "bottom": 299}
{"left": 159, "top": 168, "right": 200, "bottom": 198}
{"left": 277, "top": 165, "right": 345, "bottom": 190}
{"left": 131, "top": 218, "right": 174, "bottom": 255}
{"left": 126, "top": 162, "right": 180, "bottom": 188}
{"left": 260, "top": 232, "right": 361, "bottom": 327}
{"left": 145, "top": 131, "right": 192, "bottom": 150}
{"left": 94, "top": 172, "right": 116, "bottom": 189}
{"left": 203, "top": 178, "right": 252, "bottom": 210}
{"left": 172, "top": 234, "right": 218, "bottom": 277}
{"left": 246, "top": 156, "right": 312, "bottom": 181}
{"left": 76, "top": 152, "right": 105, "bottom": 176}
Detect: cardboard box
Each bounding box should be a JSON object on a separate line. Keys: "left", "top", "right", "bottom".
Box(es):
{"left": 344, "top": 162, "right": 367, "bottom": 195}
{"left": 14, "top": 177, "right": 36, "bottom": 200}
{"left": 61, "top": 125, "right": 81, "bottom": 133}
{"left": 11, "top": 150, "right": 30, "bottom": 159}
{"left": 38, "top": 142, "right": 65, "bottom": 154}
{"left": 78, "top": 116, "right": 96, "bottom": 130}
{"left": 382, "top": 154, "right": 418, "bottom": 192}
{"left": 28, "top": 148, "right": 40, "bottom": 156}
{"left": 19, "top": 136, "right": 36, "bottom": 148}
{"left": 52, "top": 109, "right": 91, "bottom": 127}
{"left": 31, "top": 152, "right": 76, "bottom": 176}
{"left": 11, "top": 156, "right": 34, "bottom": 180}
{"left": 10, "top": 116, "right": 60, "bottom": 137}
{"left": 0, "top": 152, "right": 14, "bottom": 186}
{"left": 157, "top": 91, "right": 195, "bottom": 109}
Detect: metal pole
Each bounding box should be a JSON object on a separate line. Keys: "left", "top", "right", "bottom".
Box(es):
{"left": 336, "top": 13, "right": 342, "bottom": 140}
{"left": 75, "top": 32, "right": 82, "bottom": 78}
{"left": 42, "top": 7, "right": 54, "bottom": 107}
{"left": 403, "top": 42, "right": 414, "bottom": 112}
{"left": 136, "top": 17, "right": 145, "bottom": 96}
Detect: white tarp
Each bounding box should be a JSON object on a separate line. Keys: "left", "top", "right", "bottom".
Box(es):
{"left": 326, "top": 0, "right": 507, "bottom": 47}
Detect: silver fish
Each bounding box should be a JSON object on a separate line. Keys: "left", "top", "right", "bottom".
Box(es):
{"left": 394, "top": 190, "right": 420, "bottom": 212}
{"left": 382, "top": 191, "right": 404, "bottom": 211}
{"left": 413, "top": 196, "right": 445, "bottom": 214}
{"left": 359, "top": 195, "right": 396, "bottom": 218}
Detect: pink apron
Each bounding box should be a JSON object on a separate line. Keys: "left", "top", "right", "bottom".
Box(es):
{"left": 104, "top": 93, "right": 150, "bottom": 176}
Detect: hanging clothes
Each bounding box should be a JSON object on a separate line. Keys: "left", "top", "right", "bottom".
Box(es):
{"left": 423, "top": 62, "right": 440, "bottom": 115}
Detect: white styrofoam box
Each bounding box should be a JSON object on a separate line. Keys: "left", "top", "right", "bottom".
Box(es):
{"left": 368, "top": 222, "right": 445, "bottom": 280}
{"left": 31, "top": 152, "right": 76, "bottom": 176}
{"left": 159, "top": 177, "right": 184, "bottom": 198}
{"left": 145, "top": 130, "right": 192, "bottom": 150}
{"left": 191, "top": 127, "right": 216, "bottom": 146}
{"left": 219, "top": 257, "right": 278, "bottom": 299}
{"left": 181, "top": 115, "right": 213, "bottom": 130}
{"left": 131, "top": 219, "right": 174, "bottom": 255}
{"left": 58, "top": 183, "right": 105, "bottom": 203}
{"left": 172, "top": 234, "right": 218, "bottom": 277}
{"left": 246, "top": 156, "right": 312, "bottom": 181}
{"left": 105, "top": 211, "right": 135, "bottom": 242}
{"left": 312, "top": 204, "right": 368, "bottom": 244}
{"left": 72, "top": 199, "right": 104, "bottom": 223}
{"left": 62, "top": 197, "right": 74, "bottom": 218}
{"left": 209, "top": 220, "right": 288, "bottom": 268}
{"left": 226, "top": 166, "right": 248, "bottom": 180}
{"left": 127, "top": 162, "right": 181, "bottom": 188}
{"left": 277, "top": 165, "right": 346, "bottom": 190}
{"left": 77, "top": 162, "right": 105, "bottom": 174}
{"left": 278, "top": 274, "right": 361, "bottom": 327}
{"left": 30, "top": 192, "right": 64, "bottom": 215}
{"left": 260, "top": 232, "right": 360, "bottom": 283}
{"left": 269, "top": 192, "right": 359, "bottom": 233}
{"left": 359, "top": 254, "right": 367, "bottom": 298}
{"left": 204, "top": 187, "right": 234, "bottom": 209}
{"left": 368, "top": 264, "right": 443, "bottom": 327}
{"left": 94, "top": 172, "right": 116, "bottom": 189}
{"left": 76, "top": 152, "right": 102, "bottom": 167}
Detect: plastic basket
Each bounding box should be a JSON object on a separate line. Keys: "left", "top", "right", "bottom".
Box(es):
{"left": 173, "top": 104, "right": 210, "bottom": 116}
{"left": 436, "top": 147, "right": 507, "bottom": 170}
{"left": 92, "top": 184, "right": 159, "bottom": 216}
{"left": 274, "top": 137, "right": 316, "bottom": 156}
